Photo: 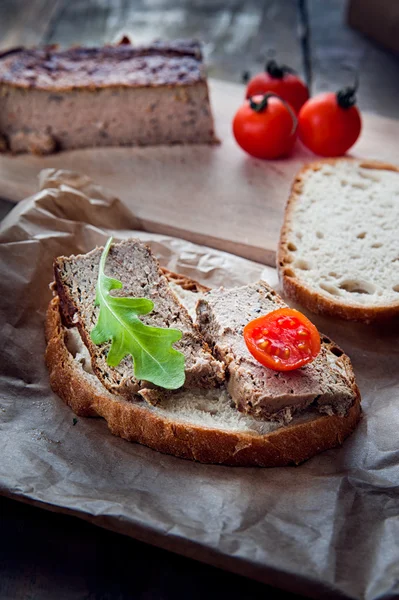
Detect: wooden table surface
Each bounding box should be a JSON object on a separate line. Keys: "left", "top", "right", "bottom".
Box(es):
{"left": 1, "top": 1, "right": 398, "bottom": 598}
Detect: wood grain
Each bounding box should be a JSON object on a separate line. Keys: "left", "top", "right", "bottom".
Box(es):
{"left": 0, "top": 0, "right": 63, "bottom": 49}
{"left": 0, "top": 496, "right": 299, "bottom": 600}
{"left": 43, "top": 0, "right": 304, "bottom": 83}
{"left": 1, "top": 79, "right": 399, "bottom": 266}
{"left": 309, "top": 0, "right": 399, "bottom": 119}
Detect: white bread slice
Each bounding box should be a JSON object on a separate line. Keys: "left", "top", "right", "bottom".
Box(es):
{"left": 278, "top": 159, "right": 399, "bottom": 323}
{"left": 45, "top": 274, "right": 361, "bottom": 467}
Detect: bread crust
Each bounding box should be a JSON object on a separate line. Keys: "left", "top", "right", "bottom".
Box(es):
{"left": 160, "top": 268, "right": 210, "bottom": 293}
{"left": 45, "top": 293, "right": 361, "bottom": 467}
{"left": 278, "top": 158, "right": 399, "bottom": 324}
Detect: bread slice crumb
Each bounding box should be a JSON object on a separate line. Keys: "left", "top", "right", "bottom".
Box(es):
{"left": 278, "top": 158, "right": 399, "bottom": 323}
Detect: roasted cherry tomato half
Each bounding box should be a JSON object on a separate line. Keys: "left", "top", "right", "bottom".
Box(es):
{"left": 298, "top": 84, "right": 361, "bottom": 157}
{"left": 233, "top": 93, "right": 297, "bottom": 160}
{"left": 243, "top": 308, "right": 321, "bottom": 372}
{"left": 246, "top": 60, "right": 309, "bottom": 114}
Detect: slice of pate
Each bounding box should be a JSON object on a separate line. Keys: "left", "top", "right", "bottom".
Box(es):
{"left": 196, "top": 281, "right": 358, "bottom": 423}
{"left": 53, "top": 239, "right": 225, "bottom": 401}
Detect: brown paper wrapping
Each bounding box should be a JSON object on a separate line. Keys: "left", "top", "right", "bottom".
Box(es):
{"left": 1, "top": 171, "right": 398, "bottom": 600}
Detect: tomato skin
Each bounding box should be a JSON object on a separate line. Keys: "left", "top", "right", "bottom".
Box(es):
{"left": 243, "top": 308, "right": 321, "bottom": 372}
{"left": 233, "top": 95, "right": 297, "bottom": 160}
{"left": 246, "top": 72, "right": 309, "bottom": 114}
{"left": 298, "top": 92, "right": 362, "bottom": 157}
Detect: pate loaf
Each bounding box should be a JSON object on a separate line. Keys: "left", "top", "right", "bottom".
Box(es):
{"left": 0, "top": 40, "right": 217, "bottom": 154}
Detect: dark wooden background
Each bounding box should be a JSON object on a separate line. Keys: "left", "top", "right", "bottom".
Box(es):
{"left": 1, "top": 495, "right": 306, "bottom": 600}
{"left": 1, "top": 1, "right": 398, "bottom": 598}
{"left": 1, "top": 0, "right": 399, "bottom": 225}
{"left": 1, "top": 0, "right": 399, "bottom": 224}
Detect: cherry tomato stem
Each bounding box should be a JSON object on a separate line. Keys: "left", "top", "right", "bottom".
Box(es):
{"left": 248, "top": 93, "right": 298, "bottom": 135}
{"left": 265, "top": 60, "right": 297, "bottom": 79}
{"left": 336, "top": 73, "right": 359, "bottom": 109}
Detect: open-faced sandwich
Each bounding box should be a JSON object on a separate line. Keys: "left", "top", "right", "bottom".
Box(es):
{"left": 45, "top": 238, "right": 361, "bottom": 466}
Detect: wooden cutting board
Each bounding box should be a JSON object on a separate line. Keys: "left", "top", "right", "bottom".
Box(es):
{"left": 1, "top": 79, "right": 398, "bottom": 266}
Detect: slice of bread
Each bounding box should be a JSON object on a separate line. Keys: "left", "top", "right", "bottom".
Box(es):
{"left": 45, "top": 273, "right": 361, "bottom": 467}
{"left": 278, "top": 158, "right": 399, "bottom": 323}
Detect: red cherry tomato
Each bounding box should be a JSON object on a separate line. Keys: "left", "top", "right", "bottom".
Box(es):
{"left": 298, "top": 87, "right": 362, "bottom": 157}
{"left": 233, "top": 94, "right": 297, "bottom": 160}
{"left": 246, "top": 61, "right": 309, "bottom": 114}
{"left": 243, "top": 308, "right": 321, "bottom": 372}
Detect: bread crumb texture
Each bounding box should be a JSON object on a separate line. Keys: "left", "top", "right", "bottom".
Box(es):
{"left": 279, "top": 159, "right": 399, "bottom": 321}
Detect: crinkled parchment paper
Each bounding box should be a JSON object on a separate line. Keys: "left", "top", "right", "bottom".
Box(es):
{"left": 0, "top": 170, "right": 398, "bottom": 600}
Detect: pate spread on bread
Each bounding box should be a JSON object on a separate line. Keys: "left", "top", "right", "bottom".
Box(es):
{"left": 197, "top": 282, "right": 358, "bottom": 422}
{"left": 45, "top": 239, "right": 361, "bottom": 466}
{"left": 53, "top": 240, "right": 225, "bottom": 399}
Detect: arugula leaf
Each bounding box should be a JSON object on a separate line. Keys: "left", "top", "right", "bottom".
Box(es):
{"left": 90, "top": 238, "right": 185, "bottom": 390}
